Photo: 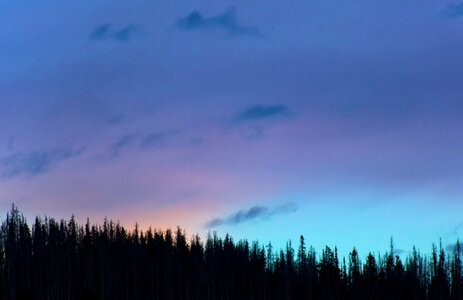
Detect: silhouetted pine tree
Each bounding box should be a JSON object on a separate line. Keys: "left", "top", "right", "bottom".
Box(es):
{"left": 450, "top": 240, "right": 463, "bottom": 300}
{"left": 0, "top": 206, "right": 462, "bottom": 300}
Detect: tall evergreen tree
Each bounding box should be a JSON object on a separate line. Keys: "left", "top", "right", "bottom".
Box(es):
{"left": 0, "top": 206, "right": 460, "bottom": 300}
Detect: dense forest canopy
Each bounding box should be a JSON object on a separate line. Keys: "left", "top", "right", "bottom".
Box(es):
{"left": 0, "top": 205, "right": 461, "bottom": 300}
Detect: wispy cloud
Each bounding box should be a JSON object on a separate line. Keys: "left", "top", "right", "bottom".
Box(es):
{"left": 205, "top": 203, "right": 297, "bottom": 228}
{"left": 0, "top": 148, "right": 85, "bottom": 179}
{"left": 177, "top": 7, "right": 261, "bottom": 36}
{"left": 237, "top": 104, "right": 289, "bottom": 122}
{"left": 110, "top": 131, "right": 178, "bottom": 157}
{"left": 442, "top": 2, "right": 463, "bottom": 19}
{"left": 114, "top": 25, "right": 138, "bottom": 42}
{"left": 89, "top": 23, "right": 138, "bottom": 42}
{"left": 89, "top": 24, "right": 111, "bottom": 40}
{"left": 141, "top": 130, "right": 178, "bottom": 149}
{"left": 110, "top": 134, "right": 138, "bottom": 157}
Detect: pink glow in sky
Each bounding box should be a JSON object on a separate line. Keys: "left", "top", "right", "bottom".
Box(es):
{"left": 1, "top": 0, "right": 463, "bottom": 255}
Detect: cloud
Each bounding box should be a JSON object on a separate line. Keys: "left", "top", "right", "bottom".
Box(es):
{"left": 442, "top": 2, "right": 463, "bottom": 18}
{"left": 205, "top": 203, "right": 297, "bottom": 228}
{"left": 0, "top": 148, "right": 85, "bottom": 179}
{"left": 89, "top": 24, "right": 138, "bottom": 42}
{"left": 141, "top": 130, "right": 178, "bottom": 149}
{"left": 110, "top": 134, "right": 138, "bottom": 157}
{"left": 237, "top": 104, "right": 289, "bottom": 122}
{"left": 110, "top": 131, "right": 178, "bottom": 157}
{"left": 114, "top": 25, "right": 138, "bottom": 42}
{"left": 177, "top": 7, "right": 261, "bottom": 36}
{"left": 89, "top": 24, "right": 111, "bottom": 40}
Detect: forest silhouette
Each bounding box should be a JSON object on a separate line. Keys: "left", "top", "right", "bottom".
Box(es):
{"left": 0, "top": 205, "right": 461, "bottom": 300}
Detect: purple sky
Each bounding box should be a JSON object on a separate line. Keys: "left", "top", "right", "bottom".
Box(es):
{"left": 1, "top": 0, "right": 463, "bottom": 256}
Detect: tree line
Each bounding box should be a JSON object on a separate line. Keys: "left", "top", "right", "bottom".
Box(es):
{"left": 0, "top": 205, "right": 462, "bottom": 300}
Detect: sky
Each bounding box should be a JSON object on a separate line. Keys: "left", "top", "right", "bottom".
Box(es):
{"left": 1, "top": 0, "right": 463, "bottom": 258}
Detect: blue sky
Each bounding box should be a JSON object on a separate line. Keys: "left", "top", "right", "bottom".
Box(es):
{"left": 1, "top": 0, "right": 463, "bottom": 258}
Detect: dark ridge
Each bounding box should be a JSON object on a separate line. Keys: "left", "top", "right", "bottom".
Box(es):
{"left": 0, "top": 205, "right": 461, "bottom": 299}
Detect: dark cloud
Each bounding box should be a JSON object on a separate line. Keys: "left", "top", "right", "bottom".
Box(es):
{"left": 110, "top": 134, "right": 138, "bottom": 157}
{"left": 114, "top": 25, "right": 138, "bottom": 42}
{"left": 443, "top": 2, "right": 463, "bottom": 18}
{"left": 89, "top": 23, "right": 138, "bottom": 42}
{"left": 141, "top": 130, "right": 178, "bottom": 149}
{"left": 89, "top": 24, "right": 111, "bottom": 40}
{"left": 111, "top": 131, "right": 177, "bottom": 157}
{"left": 205, "top": 203, "right": 297, "bottom": 228}
{"left": 237, "top": 105, "right": 289, "bottom": 122}
{"left": 0, "top": 148, "right": 85, "bottom": 178}
{"left": 177, "top": 7, "right": 261, "bottom": 36}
